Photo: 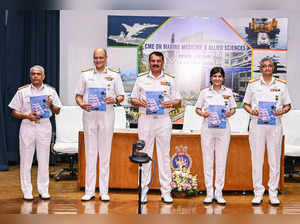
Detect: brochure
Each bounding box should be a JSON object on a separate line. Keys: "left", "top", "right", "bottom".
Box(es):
{"left": 207, "top": 105, "right": 226, "bottom": 128}
{"left": 88, "top": 88, "right": 106, "bottom": 111}
{"left": 146, "top": 91, "right": 164, "bottom": 115}
{"left": 30, "top": 95, "right": 50, "bottom": 118}
{"left": 258, "top": 101, "right": 276, "bottom": 125}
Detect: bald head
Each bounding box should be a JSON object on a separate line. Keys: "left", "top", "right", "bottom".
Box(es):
{"left": 93, "top": 48, "right": 107, "bottom": 71}
{"left": 93, "top": 48, "right": 107, "bottom": 57}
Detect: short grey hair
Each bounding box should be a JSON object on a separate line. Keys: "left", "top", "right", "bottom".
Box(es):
{"left": 30, "top": 65, "right": 45, "bottom": 74}
{"left": 260, "top": 57, "right": 274, "bottom": 67}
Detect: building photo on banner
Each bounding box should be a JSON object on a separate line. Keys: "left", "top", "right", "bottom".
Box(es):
{"left": 107, "top": 15, "right": 288, "bottom": 125}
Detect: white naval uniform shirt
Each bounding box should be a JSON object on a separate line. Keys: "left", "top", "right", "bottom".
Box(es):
{"left": 243, "top": 76, "right": 292, "bottom": 119}
{"left": 8, "top": 83, "right": 63, "bottom": 118}
{"left": 75, "top": 67, "right": 125, "bottom": 109}
{"left": 131, "top": 71, "right": 181, "bottom": 115}
{"left": 196, "top": 85, "right": 237, "bottom": 127}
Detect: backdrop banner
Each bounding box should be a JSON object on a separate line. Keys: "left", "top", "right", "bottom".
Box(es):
{"left": 107, "top": 16, "right": 288, "bottom": 124}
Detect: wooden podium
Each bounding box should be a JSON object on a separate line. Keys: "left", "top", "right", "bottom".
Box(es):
{"left": 78, "top": 130, "right": 285, "bottom": 191}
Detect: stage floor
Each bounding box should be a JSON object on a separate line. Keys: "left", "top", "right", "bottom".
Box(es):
{"left": 1, "top": 164, "right": 300, "bottom": 215}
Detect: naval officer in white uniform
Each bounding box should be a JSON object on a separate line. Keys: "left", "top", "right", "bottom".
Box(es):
{"left": 196, "top": 66, "right": 236, "bottom": 205}
{"left": 9, "top": 65, "right": 62, "bottom": 200}
{"left": 243, "top": 57, "right": 291, "bottom": 206}
{"left": 75, "top": 48, "right": 125, "bottom": 201}
{"left": 131, "top": 51, "right": 181, "bottom": 204}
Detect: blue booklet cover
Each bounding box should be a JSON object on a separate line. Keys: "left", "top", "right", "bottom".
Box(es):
{"left": 30, "top": 95, "right": 50, "bottom": 118}
{"left": 88, "top": 88, "right": 106, "bottom": 111}
{"left": 207, "top": 105, "right": 226, "bottom": 129}
{"left": 146, "top": 91, "right": 164, "bottom": 115}
{"left": 258, "top": 101, "right": 276, "bottom": 125}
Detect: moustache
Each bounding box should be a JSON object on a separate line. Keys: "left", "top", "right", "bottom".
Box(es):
{"left": 152, "top": 65, "right": 159, "bottom": 68}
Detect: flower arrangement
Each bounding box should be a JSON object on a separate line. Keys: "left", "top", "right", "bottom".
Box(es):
{"left": 171, "top": 165, "right": 199, "bottom": 196}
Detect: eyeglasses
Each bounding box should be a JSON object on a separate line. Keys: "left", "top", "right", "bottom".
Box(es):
{"left": 261, "top": 64, "right": 274, "bottom": 68}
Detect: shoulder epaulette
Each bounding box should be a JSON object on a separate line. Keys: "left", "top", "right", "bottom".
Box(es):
{"left": 81, "top": 68, "right": 94, "bottom": 73}
{"left": 248, "top": 77, "right": 260, "bottom": 83}
{"left": 45, "top": 84, "right": 56, "bottom": 90}
{"left": 200, "top": 86, "right": 209, "bottom": 91}
{"left": 275, "top": 78, "right": 287, "bottom": 84}
{"left": 108, "top": 67, "right": 120, "bottom": 73}
{"left": 164, "top": 72, "right": 175, "bottom": 78}
{"left": 18, "top": 84, "right": 30, "bottom": 90}
{"left": 138, "top": 71, "right": 149, "bottom": 77}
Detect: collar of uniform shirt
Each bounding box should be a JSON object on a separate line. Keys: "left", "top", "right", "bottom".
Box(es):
{"left": 92, "top": 66, "right": 109, "bottom": 74}
{"left": 148, "top": 71, "right": 164, "bottom": 79}
{"left": 260, "top": 76, "right": 275, "bottom": 85}
{"left": 209, "top": 85, "right": 225, "bottom": 91}
{"left": 30, "top": 83, "right": 45, "bottom": 90}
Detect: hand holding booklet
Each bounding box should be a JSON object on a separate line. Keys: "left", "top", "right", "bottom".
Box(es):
{"left": 207, "top": 105, "right": 226, "bottom": 129}
{"left": 88, "top": 88, "right": 107, "bottom": 111}
{"left": 257, "top": 101, "right": 276, "bottom": 125}
{"left": 146, "top": 91, "right": 164, "bottom": 115}
{"left": 30, "top": 95, "right": 50, "bottom": 118}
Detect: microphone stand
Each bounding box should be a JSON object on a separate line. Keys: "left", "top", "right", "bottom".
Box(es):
{"left": 129, "top": 141, "right": 151, "bottom": 214}
{"left": 138, "top": 162, "right": 143, "bottom": 214}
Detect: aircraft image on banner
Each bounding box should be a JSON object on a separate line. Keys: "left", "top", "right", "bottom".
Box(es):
{"left": 108, "top": 23, "right": 158, "bottom": 46}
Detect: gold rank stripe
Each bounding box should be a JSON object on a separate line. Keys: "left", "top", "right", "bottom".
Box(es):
{"left": 248, "top": 77, "right": 260, "bottom": 83}
{"left": 164, "top": 72, "right": 175, "bottom": 78}
{"left": 137, "top": 71, "right": 149, "bottom": 77}
{"left": 275, "top": 78, "right": 287, "bottom": 84}
{"left": 108, "top": 67, "right": 120, "bottom": 73}
{"left": 18, "top": 84, "right": 30, "bottom": 90}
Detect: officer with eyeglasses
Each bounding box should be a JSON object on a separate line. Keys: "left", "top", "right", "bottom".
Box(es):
{"left": 243, "top": 57, "right": 291, "bottom": 206}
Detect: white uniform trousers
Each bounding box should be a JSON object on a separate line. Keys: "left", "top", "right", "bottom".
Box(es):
{"left": 138, "top": 114, "right": 172, "bottom": 195}
{"left": 249, "top": 118, "right": 282, "bottom": 197}
{"left": 201, "top": 122, "right": 230, "bottom": 196}
{"left": 19, "top": 119, "right": 51, "bottom": 195}
{"left": 83, "top": 108, "right": 115, "bottom": 195}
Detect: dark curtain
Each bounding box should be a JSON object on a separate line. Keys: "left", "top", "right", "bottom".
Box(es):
{"left": 0, "top": 10, "right": 60, "bottom": 171}
{"left": 0, "top": 10, "right": 8, "bottom": 170}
